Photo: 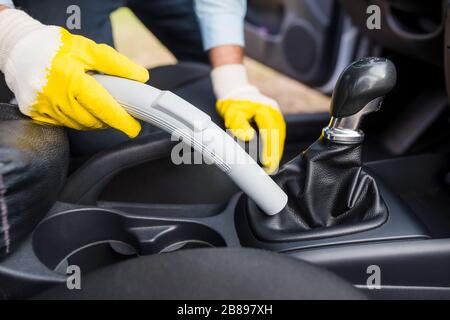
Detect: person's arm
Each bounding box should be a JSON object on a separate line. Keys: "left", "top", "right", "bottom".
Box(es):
{"left": 195, "top": 0, "right": 286, "bottom": 173}
{"left": 195, "top": 0, "right": 245, "bottom": 67}
{"left": 209, "top": 45, "right": 243, "bottom": 68}
{"left": 194, "top": 0, "right": 245, "bottom": 51}
{"left": 0, "top": 0, "right": 14, "bottom": 10}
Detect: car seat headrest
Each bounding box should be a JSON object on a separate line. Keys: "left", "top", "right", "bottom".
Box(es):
{"left": 0, "top": 104, "right": 69, "bottom": 260}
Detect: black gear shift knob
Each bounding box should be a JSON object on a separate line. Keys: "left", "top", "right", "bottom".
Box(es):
{"left": 330, "top": 57, "right": 397, "bottom": 118}
{"left": 324, "top": 57, "right": 397, "bottom": 143}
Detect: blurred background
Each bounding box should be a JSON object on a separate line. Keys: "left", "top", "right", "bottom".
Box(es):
{"left": 111, "top": 8, "right": 330, "bottom": 114}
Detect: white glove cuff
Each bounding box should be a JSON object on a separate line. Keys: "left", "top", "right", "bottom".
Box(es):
{"left": 211, "top": 64, "right": 254, "bottom": 100}
{"left": 211, "top": 64, "right": 280, "bottom": 111}
{"left": 0, "top": 9, "right": 44, "bottom": 71}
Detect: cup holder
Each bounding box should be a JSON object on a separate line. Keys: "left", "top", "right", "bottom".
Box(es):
{"left": 32, "top": 208, "right": 226, "bottom": 272}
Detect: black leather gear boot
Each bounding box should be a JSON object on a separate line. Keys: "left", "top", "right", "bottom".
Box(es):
{"left": 246, "top": 137, "right": 388, "bottom": 241}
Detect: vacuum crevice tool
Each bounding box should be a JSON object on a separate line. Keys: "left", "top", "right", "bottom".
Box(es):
{"left": 94, "top": 74, "right": 288, "bottom": 216}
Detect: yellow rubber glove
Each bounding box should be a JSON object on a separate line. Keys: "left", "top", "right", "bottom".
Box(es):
{"left": 212, "top": 64, "right": 286, "bottom": 174}
{"left": 0, "top": 9, "right": 149, "bottom": 138}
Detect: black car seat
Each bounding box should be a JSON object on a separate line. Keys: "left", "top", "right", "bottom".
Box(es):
{"left": 36, "top": 247, "right": 366, "bottom": 300}
{"left": 0, "top": 104, "right": 69, "bottom": 260}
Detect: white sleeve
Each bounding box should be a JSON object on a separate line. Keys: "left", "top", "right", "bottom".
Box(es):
{"left": 0, "top": 0, "right": 14, "bottom": 8}
{"left": 194, "top": 0, "right": 246, "bottom": 51}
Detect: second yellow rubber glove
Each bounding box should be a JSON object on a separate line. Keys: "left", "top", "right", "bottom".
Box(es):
{"left": 212, "top": 64, "right": 286, "bottom": 174}
{"left": 0, "top": 9, "right": 149, "bottom": 138}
